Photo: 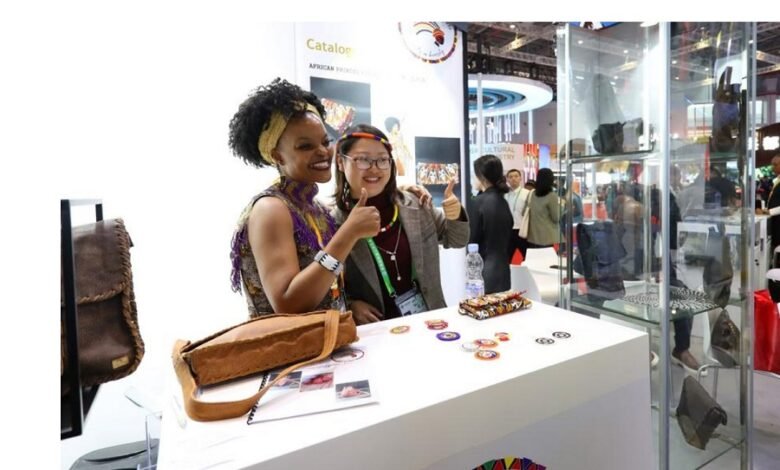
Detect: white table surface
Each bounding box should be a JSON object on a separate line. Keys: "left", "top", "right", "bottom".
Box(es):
{"left": 158, "top": 302, "right": 652, "bottom": 470}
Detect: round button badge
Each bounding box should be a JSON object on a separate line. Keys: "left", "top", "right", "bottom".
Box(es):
{"left": 461, "top": 342, "right": 479, "bottom": 352}
{"left": 475, "top": 350, "right": 500, "bottom": 360}
{"left": 436, "top": 331, "right": 461, "bottom": 341}
{"left": 390, "top": 325, "right": 410, "bottom": 334}
{"left": 535, "top": 337, "right": 555, "bottom": 345}
{"left": 494, "top": 332, "right": 511, "bottom": 342}
{"left": 552, "top": 331, "right": 571, "bottom": 339}
{"left": 474, "top": 338, "right": 499, "bottom": 348}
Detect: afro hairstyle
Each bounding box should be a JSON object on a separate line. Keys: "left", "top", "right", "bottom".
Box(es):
{"left": 228, "top": 78, "right": 326, "bottom": 168}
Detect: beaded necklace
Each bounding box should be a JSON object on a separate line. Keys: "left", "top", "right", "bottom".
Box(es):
{"left": 379, "top": 204, "right": 399, "bottom": 233}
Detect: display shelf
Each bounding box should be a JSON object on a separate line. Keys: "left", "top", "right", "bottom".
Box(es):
{"left": 557, "top": 21, "right": 756, "bottom": 470}
{"left": 568, "top": 150, "right": 656, "bottom": 164}
{"left": 571, "top": 282, "right": 722, "bottom": 327}
{"left": 651, "top": 409, "right": 742, "bottom": 470}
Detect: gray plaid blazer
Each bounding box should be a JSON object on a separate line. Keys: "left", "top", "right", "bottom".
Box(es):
{"left": 331, "top": 190, "right": 469, "bottom": 316}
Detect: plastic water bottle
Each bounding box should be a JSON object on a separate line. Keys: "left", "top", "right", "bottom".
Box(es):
{"left": 465, "top": 243, "right": 485, "bottom": 298}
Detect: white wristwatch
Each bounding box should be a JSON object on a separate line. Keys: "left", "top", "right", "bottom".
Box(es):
{"left": 314, "top": 250, "right": 344, "bottom": 276}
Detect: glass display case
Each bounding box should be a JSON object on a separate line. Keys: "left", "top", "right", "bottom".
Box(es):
{"left": 557, "top": 22, "right": 756, "bottom": 470}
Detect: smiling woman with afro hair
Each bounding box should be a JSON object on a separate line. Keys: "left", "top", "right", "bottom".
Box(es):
{"left": 228, "top": 78, "right": 381, "bottom": 317}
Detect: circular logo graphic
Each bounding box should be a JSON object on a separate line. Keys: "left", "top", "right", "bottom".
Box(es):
{"left": 494, "top": 332, "right": 511, "bottom": 342}
{"left": 436, "top": 331, "right": 461, "bottom": 341}
{"left": 461, "top": 341, "right": 479, "bottom": 352}
{"left": 535, "top": 337, "right": 555, "bottom": 345}
{"left": 390, "top": 325, "right": 410, "bottom": 334}
{"left": 552, "top": 331, "right": 571, "bottom": 339}
{"left": 398, "top": 22, "right": 458, "bottom": 64}
{"left": 475, "top": 350, "right": 500, "bottom": 361}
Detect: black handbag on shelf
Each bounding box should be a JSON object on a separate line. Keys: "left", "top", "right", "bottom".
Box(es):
{"left": 575, "top": 222, "right": 626, "bottom": 300}
{"left": 676, "top": 376, "right": 728, "bottom": 450}
{"left": 591, "top": 122, "right": 624, "bottom": 154}
{"left": 711, "top": 66, "right": 741, "bottom": 153}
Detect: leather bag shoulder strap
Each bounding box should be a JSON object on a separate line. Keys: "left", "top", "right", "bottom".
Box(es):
{"left": 172, "top": 309, "right": 341, "bottom": 422}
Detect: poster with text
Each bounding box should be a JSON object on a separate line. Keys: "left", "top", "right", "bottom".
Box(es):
{"left": 295, "top": 22, "right": 465, "bottom": 192}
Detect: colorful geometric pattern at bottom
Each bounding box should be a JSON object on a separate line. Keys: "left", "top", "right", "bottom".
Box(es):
{"left": 473, "top": 456, "right": 546, "bottom": 470}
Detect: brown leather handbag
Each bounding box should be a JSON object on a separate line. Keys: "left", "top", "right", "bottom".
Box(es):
{"left": 61, "top": 218, "right": 144, "bottom": 392}
{"left": 172, "top": 309, "right": 357, "bottom": 422}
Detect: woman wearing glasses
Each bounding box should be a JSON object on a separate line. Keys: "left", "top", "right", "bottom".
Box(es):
{"left": 332, "top": 124, "right": 469, "bottom": 324}
{"left": 228, "top": 79, "right": 381, "bottom": 317}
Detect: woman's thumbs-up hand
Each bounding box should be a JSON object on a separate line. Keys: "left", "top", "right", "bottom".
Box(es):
{"left": 441, "top": 179, "right": 462, "bottom": 220}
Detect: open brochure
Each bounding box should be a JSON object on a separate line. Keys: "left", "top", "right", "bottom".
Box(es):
{"left": 247, "top": 346, "right": 377, "bottom": 425}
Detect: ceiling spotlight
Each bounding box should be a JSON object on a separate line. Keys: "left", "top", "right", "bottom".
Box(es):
{"left": 577, "top": 40, "right": 583, "bottom": 45}
{"left": 610, "top": 81, "right": 616, "bottom": 86}
{"left": 510, "top": 24, "right": 516, "bottom": 29}
{"left": 749, "top": 39, "right": 754, "bottom": 44}
{"left": 705, "top": 67, "right": 710, "bottom": 71}
{"left": 624, "top": 49, "right": 629, "bottom": 54}
{"left": 672, "top": 60, "right": 677, "bottom": 64}
{"left": 575, "top": 75, "right": 585, "bottom": 80}
{"left": 613, "top": 75, "right": 618, "bottom": 80}
{"left": 675, "top": 76, "right": 680, "bottom": 80}
{"left": 640, "top": 21, "right": 658, "bottom": 27}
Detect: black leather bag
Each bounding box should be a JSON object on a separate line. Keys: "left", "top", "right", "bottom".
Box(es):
{"left": 576, "top": 222, "right": 626, "bottom": 300}
{"left": 592, "top": 122, "right": 624, "bottom": 154}
{"left": 711, "top": 66, "right": 741, "bottom": 153}
{"left": 677, "top": 376, "right": 728, "bottom": 450}
{"left": 702, "top": 225, "right": 733, "bottom": 308}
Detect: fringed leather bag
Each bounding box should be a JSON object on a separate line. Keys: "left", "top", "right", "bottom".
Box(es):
{"left": 61, "top": 218, "right": 144, "bottom": 393}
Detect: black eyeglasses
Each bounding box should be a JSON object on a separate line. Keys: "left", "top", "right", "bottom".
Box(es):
{"left": 339, "top": 154, "right": 393, "bottom": 170}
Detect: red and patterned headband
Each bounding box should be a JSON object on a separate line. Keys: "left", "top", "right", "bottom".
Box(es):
{"left": 338, "top": 132, "right": 393, "bottom": 152}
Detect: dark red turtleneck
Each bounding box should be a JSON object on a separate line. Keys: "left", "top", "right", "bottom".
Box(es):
{"left": 366, "top": 193, "right": 413, "bottom": 319}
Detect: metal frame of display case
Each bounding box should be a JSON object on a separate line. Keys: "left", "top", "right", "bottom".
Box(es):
{"left": 557, "top": 22, "right": 755, "bottom": 470}
{"left": 61, "top": 198, "right": 103, "bottom": 439}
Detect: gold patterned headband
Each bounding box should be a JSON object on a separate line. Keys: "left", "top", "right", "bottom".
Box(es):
{"left": 257, "top": 102, "right": 321, "bottom": 164}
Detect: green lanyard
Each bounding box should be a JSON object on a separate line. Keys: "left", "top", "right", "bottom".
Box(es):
{"left": 364, "top": 237, "right": 417, "bottom": 299}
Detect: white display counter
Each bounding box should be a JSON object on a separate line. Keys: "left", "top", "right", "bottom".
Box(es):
{"left": 158, "top": 302, "right": 653, "bottom": 470}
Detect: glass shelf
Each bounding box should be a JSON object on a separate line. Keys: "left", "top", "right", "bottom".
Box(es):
{"left": 568, "top": 150, "right": 657, "bottom": 164}
{"left": 570, "top": 282, "right": 722, "bottom": 327}
{"left": 651, "top": 408, "right": 743, "bottom": 470}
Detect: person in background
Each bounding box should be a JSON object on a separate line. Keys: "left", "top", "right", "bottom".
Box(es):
{"left": 331, "top": 124, "right": 469, "bottom": 324}
{"left": 762, "top": 154, "right": 780, "bottom": 253}
{"left": 468, "top": 154, "right": 514, "bottom": 294}
{"left": 227, "top": 78, "right": 381, "bottom": 317}
{"left": 504, "top": 169, "right": 531, "bottom": 260}
{"left": 526, "top": 168, "right": 561, "bottom": 249}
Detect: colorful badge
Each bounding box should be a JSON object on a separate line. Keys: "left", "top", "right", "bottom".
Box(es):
{"left": 535, "top": 337, "right": 555, "bottom": 345}
{"left": 461, "top": 342, "right": 479, "bottom": 352}
{"left": 474, "top": 338, "right": 499, "bottom": 348}
{"left": 436, "top": 331, "right": 461, "bottom": 341}
{"left": 425, "top": 319, "right": 448, "bottom": 330}
{"left": 494, "top": 332, "right": 511, "bottom": 342}
{"left": 552, "top": 331, "right": 571, "bottom": 339}
{"left": 475, "top": 349, "right": 500, "bottom": 360}
{"left": 390, "top": 325, "right": 410, "bottom": 334}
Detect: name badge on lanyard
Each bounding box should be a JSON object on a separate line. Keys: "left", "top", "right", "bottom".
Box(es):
{"left": 394, "top": 284, "right": 429, "bottom": 316}
{"left": 366, "top": 237, "right": 429, "bottom": 317}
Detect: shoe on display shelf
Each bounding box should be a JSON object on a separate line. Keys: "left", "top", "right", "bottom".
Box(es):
{"left": 672, "top": 349, "right": 707, "bottom": 377}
